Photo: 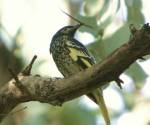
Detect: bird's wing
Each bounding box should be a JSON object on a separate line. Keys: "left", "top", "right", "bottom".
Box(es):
{"left": 66, "top": 38, "right": 95, "bottom": 68}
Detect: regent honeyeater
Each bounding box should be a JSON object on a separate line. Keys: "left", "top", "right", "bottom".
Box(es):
{"left": 50, "top": 24, "right": 110, "bottom": 125}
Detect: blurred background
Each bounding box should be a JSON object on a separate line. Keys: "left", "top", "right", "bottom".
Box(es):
{"left": 0, "top": 0, "right": 150, "bottom": 125}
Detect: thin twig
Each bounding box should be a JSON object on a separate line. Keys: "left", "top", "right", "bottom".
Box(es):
{"left": 60, "top": 9, "right": 93, "bottom": 29}
{"left": 115, "top": 78, "right": 124, "bottom": 89}
{"left": 22, "top": 55, "right": 37, "bottom": 76}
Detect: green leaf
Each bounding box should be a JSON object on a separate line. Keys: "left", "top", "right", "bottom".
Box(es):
{"left": 84, "top": 0, "right": 98, "bottom": 4}
{"left": 87, "top": 23, "right": 130, "bottom": 60}
{"left": 77, "top": 14, "right": 98, "bottom": 28}
{"left": 98, "top": 0, "right": 120, "bottom": 20}
{"left": 77, "top": 14, "right": 99, "bottom": 37}
{"left": 98, "top": 15, "right": 114, "bottom": 30}
{"left": 125, "top": 62, "right": 148, "bottom": 89}
{"left": 125, "top": 0, "right": 145, "bottom": 24}
{"left": 98, "top": 0, "right": 110, "bottom": 18}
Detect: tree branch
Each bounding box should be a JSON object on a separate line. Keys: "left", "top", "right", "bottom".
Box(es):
{"left": 0, "top": 24, "right": 150, "bottom": 122}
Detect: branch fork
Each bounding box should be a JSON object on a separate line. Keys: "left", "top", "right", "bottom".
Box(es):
{"left": 8, "top": 55, "right": 37, "bottom": 95}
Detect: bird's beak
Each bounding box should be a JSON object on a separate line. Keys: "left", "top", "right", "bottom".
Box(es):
{"left": 73, "top": 23, "right": 93, "bottom": 30}
{"left": 69, "top": 24, "right": 81, "bottom": 36}
{"left": 73, "top": 24, "right": 82, "bottom": 31}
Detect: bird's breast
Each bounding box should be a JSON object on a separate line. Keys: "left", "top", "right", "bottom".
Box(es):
{"left": 51, "top": 37, "right": 83, "bottom": 77}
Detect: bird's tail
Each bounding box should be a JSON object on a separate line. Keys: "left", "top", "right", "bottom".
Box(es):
{"left": 92, "top": 88, "right": 111, "bottom": 125}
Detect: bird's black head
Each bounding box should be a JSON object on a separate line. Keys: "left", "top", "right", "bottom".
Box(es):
{"left": 52, "top": 24, "right": 81, "bottom": 39}
{"left": 50, "top": 24, "right": 81, "bottom": 53}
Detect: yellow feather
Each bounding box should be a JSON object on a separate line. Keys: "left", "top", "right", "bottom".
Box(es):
{"left": 68, "top": 47, "right": 88, "bottom": 61}
{"left": 81, "top": 58, "right": 92, "bottom": 67}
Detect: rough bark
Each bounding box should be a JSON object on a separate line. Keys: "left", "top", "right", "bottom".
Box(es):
{"left": 0, "top": 24, "right": 150, "bottom": 122}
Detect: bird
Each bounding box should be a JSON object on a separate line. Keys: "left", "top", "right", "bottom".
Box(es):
{"left": 50, "top": 24, "right": 110, "bottom": 125}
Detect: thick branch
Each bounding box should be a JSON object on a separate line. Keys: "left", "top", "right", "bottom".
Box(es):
{"left": 0, "top": 24, "right": 150, "bottom": 122}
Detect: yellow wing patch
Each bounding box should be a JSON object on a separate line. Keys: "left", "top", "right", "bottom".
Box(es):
{"left": 68, "top": 47, "right": 92, "bottom": 68}
{"left": 80, "top": 58, "right": 92, "bottom": 68}
{"left": 68, "top": 47, "right": 79, "bottom": 61}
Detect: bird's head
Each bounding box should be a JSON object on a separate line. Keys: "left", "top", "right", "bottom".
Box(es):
{"left": 50, "top": 24, "right": 81, "bottom": 53}
{"left": 54, "top": 24, "right": 81, "bottom": 38}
